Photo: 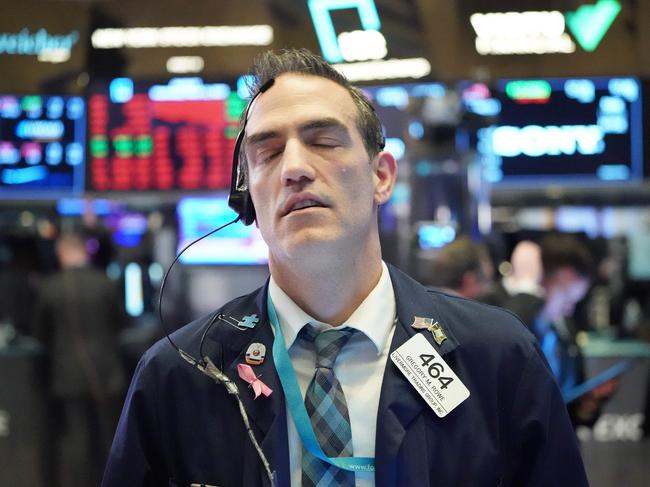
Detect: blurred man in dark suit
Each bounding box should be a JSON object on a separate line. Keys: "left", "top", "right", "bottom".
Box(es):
{"left": 32, "top": 230, "right": 127, "bottom": 487}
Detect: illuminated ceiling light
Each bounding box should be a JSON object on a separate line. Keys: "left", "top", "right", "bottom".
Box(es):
{"left": 565, "top": 0, "right": 621, "bottom": 52}
{"left": 148, "top": 78, "right": 231, "bottom": 102}
{"left": 37, "top": 48, "right": 71, "bottom": 63}
{"left": 166, "top": 56, "right": 204, "bottom": 74}
{"left": 91, "top": 25, "right": 274, "bottom": 49}
{"left": 470, "top": 11, "right": 575, "bottom": 55}
{"left": 337, "top": 29, "right": 386, "bottom": 61}
{"left": 334, "top": 58, "right": 431, "bottom": 81}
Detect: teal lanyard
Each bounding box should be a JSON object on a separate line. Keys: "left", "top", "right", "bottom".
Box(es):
{"left": 267, "top": 294, "right": 375, "bottom": 473}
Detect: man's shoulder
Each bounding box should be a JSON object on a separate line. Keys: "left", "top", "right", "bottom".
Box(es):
{"left": 427, "top": 289, "right": 534, "bottom": 345}
{"left": 388, "top": 264, "right": 535, "bottom": 349}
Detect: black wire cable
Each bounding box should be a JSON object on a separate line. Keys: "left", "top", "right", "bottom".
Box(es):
{"left": 157, "top": 216, "right": 240, "bottom": 362}
{"left": 152, "top": 78, "right": 278, "bottom": 485}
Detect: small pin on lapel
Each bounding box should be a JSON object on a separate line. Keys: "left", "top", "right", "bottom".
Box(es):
{"left": 429, "top": 321, "right": 448, "bottom": 346}
{"left": 411, "top": 316, "right": 434, "bottom": 330}
{"left": 240, "top": 314, "right": 260, "bottom": 329}
{"left": 245, "top": 342, "right": 266, "bottom": 365}
{"left": 411, "top": 316, "right": 447, "bottom": 346}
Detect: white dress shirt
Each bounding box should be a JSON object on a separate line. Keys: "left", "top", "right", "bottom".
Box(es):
{"left": 269, "top": 262, "right": 396, "bottom": 487}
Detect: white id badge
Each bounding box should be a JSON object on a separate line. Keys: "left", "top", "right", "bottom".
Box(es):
{"left": 390, "top": 333, "right": 470, "bottom": 417}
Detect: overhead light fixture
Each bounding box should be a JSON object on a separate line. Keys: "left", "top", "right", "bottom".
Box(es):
{"left": 334, "top": 58, "right": 431, "bottom": 82}
{"left": 91, "top": 25, "right": 273, "bottom": 49}
{"left": 166, "top": 56, "right": 204, "bottom": 74}
{"left": 38, "top": 48, "right": 71, "bottom": 63}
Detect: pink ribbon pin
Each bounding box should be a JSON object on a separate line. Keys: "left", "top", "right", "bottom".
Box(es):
{"left": 237, "top": 363, "right": 273, "bottom": 399}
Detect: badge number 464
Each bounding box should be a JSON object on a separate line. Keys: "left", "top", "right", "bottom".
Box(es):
{"left": 419, "top": 353, "right": 454, "bottom": 390}
{"left": 390, "top": 333, "right": 470, "bottom": 417}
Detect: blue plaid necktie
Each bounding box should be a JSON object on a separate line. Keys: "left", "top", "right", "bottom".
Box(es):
{"left": 302, "top": 327, "right": 355, "bottom": 487}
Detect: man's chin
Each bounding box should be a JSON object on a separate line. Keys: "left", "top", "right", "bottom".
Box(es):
{"left": 274, "top": 229, "right": 344, "bottom": 258}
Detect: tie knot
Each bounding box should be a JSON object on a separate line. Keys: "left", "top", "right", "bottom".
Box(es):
{"left": 303, "top": 326, "right": 354, "bottom": 370}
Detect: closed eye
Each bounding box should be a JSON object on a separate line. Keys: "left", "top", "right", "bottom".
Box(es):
{"left": 312, "top": 139, "right": 340, "bottom": 148}
{"left": 250, "top": 143, "right": 284, "bottom": 166}
{"left": 260, "top": 150, "right": 282, "bottom": 163}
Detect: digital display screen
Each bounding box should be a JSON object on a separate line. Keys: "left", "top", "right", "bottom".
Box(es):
{"left": 177, "top": 196, "right": 268, "bottom": 266}
{"left": 87, "top": 77, "right": 247, "bottom": 192}
{"left": 0, "top": 94, "right": 85, "bottom": 197}
{"left": 362, "top": 82, "right": 451, "bottom": 162}
{"left": 474, "top": 77, "right": 644, "bottom": 185}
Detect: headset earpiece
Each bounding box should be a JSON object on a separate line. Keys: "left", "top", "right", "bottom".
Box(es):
{"left": 228, "top": 130, "right": 256, "bottom": 225}
{"left": 228, "top": 78, "right": 275, "bottom": 226}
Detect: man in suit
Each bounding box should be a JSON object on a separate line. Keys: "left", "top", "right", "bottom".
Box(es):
{"left": 502, "top": 235, "right": 616, "bottom": 427}
{"left": 32, "top": 230, "right": 127, "bottom": 487}
{"left": 103, "top": 49, "right": 588, "bottom": 487}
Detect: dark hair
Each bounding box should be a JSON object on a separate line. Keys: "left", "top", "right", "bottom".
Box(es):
{"left": 541, "top": 233, "right": 593, "bottom": 279}
{"left": 244, "top": 48, "right": 385, "bottom": 158}
{"left": 425, "top": 236, "right": 485, "bottom": 289}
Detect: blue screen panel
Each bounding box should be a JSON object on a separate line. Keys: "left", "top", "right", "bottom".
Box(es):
{"left": 0, "top": 94, "right": 86, "bottom": 197}
{"left": 177, "top": 195, "right": 268, "bottom": 265}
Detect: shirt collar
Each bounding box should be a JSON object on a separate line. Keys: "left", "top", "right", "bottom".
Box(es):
{"left": 268, "top": 261, "right": 396, "bottom": 355}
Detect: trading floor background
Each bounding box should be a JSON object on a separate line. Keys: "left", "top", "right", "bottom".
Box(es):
{"left": 1, "top": 1, "right": 649, "bottom": 486}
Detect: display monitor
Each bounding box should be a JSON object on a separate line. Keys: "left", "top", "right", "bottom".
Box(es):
{"left": 362, "top": 82, "right": 451, "bottom": 160}
{"left": 0, "top": 94, "right": 86, "bottom": 197}
{"left": 176, "top": 195, "right": 268, "bottom": 265}
{"left": 87, "top": 77, "right": 247, "bottom": 192}
{"left": 475, "top": 76, "right": 644, "bottom": 186}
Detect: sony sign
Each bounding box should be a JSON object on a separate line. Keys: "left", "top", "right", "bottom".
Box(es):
{"left": 489, "top": 124, "right": 604, "bottom": 158}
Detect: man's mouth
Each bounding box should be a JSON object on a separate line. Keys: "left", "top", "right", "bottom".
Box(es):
{"left": 289, "top": 199, "right": 324, "bottom": 212}
{"left": 282, "top": 195, "right": 327, "bottom": 216}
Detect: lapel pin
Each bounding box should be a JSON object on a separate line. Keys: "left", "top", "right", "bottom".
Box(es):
{"left": 240, "top": 314, "right": 260, "bottom": 329}
{"left": 218, "top": 313, "right": 260, "bottom": 331}
{"left": 411, "top": 316, "right": 448, "bottom": 346}
{"left": 237, "top": 363, "right": 272, "bottom": 399}
{"left": 245, "top": 342, "right": 266, "bottom": 365}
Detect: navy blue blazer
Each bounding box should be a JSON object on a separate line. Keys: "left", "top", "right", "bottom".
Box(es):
{"left": 102, "top": 265, "right": 588, "bottom": 487}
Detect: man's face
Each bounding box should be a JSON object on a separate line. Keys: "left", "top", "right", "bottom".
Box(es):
{"left": 244, "top": 73, "right": 395, "bottom": 263}
{"left": 544, "top": 267, "right": 590, "bottom": 321}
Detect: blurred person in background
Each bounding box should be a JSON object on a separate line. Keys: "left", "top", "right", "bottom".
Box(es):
{"left": 31, "top": 230, "right": 128, "bottom": 487}
{"left": 502, "top": 234, "right": 617, "bottom": 427}
{"left": 0, "top": 235, "right": 39, "bottom": 339}
{"left": 423, "top": 235, "right": 497, "bottom": 301}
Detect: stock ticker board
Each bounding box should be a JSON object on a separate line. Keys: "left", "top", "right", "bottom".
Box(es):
{"left": 87, "top": 77, "right": 246, "bottom": 192}
{"left": 479, "top": 76, "right": 644, "bottom": 186}
{"left": 0, "top": 94, "right": 86, "bottom": 197}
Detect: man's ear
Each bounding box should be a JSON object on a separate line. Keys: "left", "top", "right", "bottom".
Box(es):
{"left": 373, "top": 151, "right": 397, "bottom": 205}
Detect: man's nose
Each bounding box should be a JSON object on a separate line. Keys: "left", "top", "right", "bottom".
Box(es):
{"left": 280, "top": 139, "right": 316, "bottom": 186}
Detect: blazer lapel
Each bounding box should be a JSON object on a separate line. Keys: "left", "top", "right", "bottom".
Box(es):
{"left": 375, "top": 266, "right": 460, "bottom": 487}
{"left": 205, "top": 284, "right": 290, "bottom": 487}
